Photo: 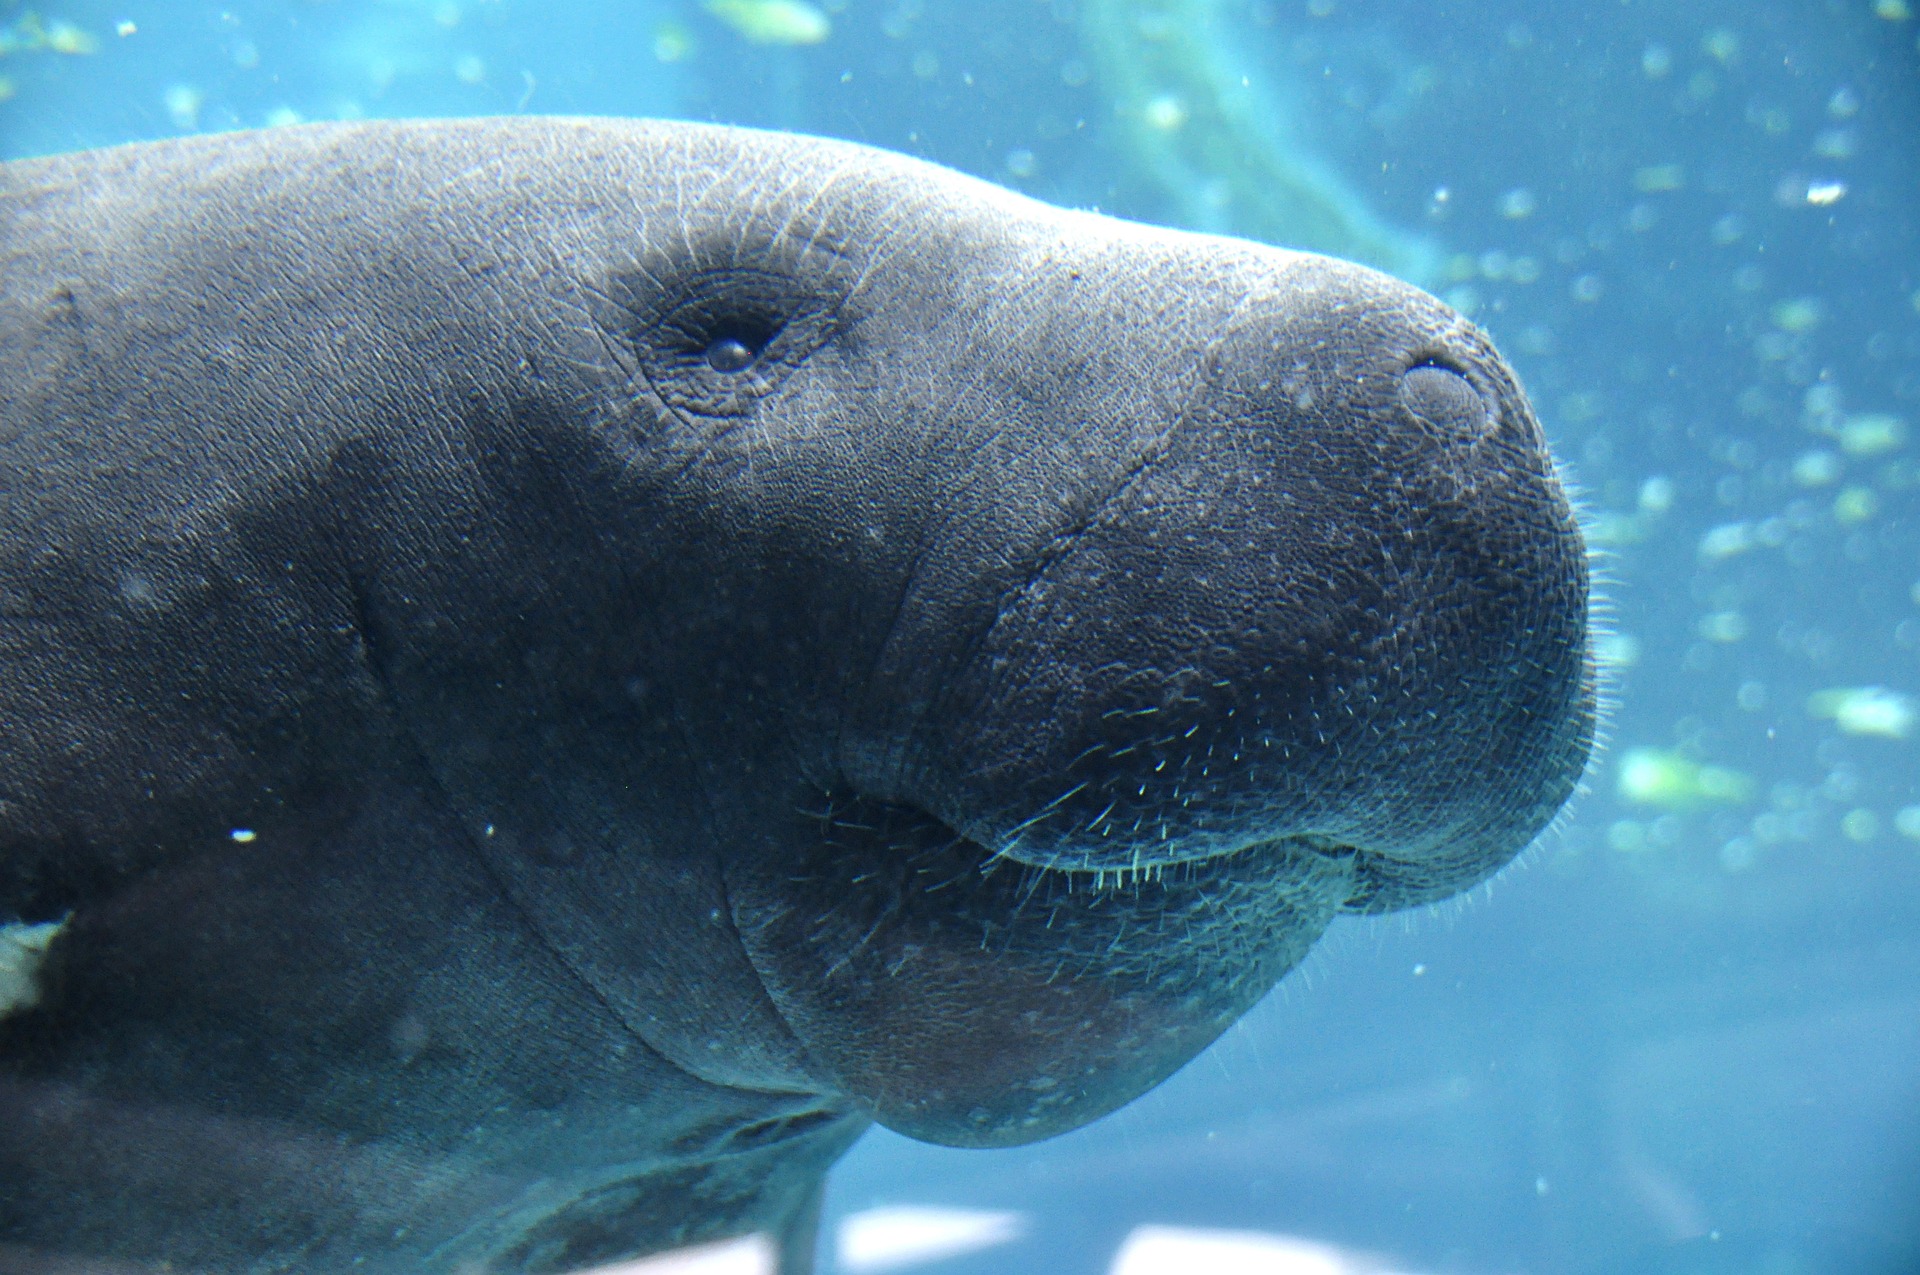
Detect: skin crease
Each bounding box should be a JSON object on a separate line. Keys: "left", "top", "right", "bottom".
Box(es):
{"left": 0, "top": 118, "right": 1594, "bottom": 1273}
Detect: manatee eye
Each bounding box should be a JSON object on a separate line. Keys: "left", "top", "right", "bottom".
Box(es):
{"left": 704, "top": 335, "right": 758, "bottom": 373}
{"left": 1401, "top": 361, "right": 1493, "bottom": 442}
{"left": 615, "top": 262, "right": 848, "bottom": 420}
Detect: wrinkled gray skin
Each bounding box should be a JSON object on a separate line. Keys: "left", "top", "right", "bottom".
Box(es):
{"left": 0, "top": 118, "right": 1594, "bottom": 1273}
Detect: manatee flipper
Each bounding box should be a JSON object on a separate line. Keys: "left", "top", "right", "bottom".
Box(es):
{"left": 0, "top": 744, "right": 860, "bottom": 1272}
{"left": 774, "top": 1176, "right": 826, "bottom": 1275}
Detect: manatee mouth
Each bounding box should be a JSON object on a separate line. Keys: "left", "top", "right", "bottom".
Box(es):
{"left": 867, "top": 781, "right": 1378, "bottom": 902}
{"left": 983, "top": 812, "right": 1384, "bottom": 904}
{"left": 741, "top": 780, "right": 1362, "bottom": 1148}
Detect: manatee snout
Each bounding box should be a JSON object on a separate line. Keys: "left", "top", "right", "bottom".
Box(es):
{"left": 760, "top": 239, "right": 1593, "bottom": 1150}
{"left": 911, "top": 259, "right": 1595, "bottom": 910}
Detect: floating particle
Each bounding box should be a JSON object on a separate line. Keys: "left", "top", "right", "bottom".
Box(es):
{"left": 1005, "top": 148, "right": 1037, "bottom": 178}
{"left": 1711, "top": 214, "right": 1745, "bottom": 245}
{"left": 1822, "top": 765, "right": 1864, "bottom": 804}
{"left": 1895, "top": 806, "right": 1920, "bottom": 841}
{"left": 1719, "top": 837, "right": 1757, "bottom": 872}
{"left": 4, "top": 14, "right": 50, "bottom": 53}
{"left": 880, "top": 2, "right": 916, "bottom": 39}
{"left": 653, "top": 21, "right": 694, "bottom": 61}
{"left": 1833, "top": 485, "right": 1878, "bottom": 524}
{"left": 1770, "top": 297, "right": 1824, "bottom": 332}
{"left": 1792, "top": 450, "right": 1842, "bottom": 487}
{"left": 1875, "top": 0, "right": 1911, "bottom": 19}
{"left": 1606, "top": 820, "right": 1647, "bottom": 852}
{"left": 1639, "top": 475, "right": 1676, "bottom": 514}
{"left": 46, "top": 20, "right": 99, "bottom": 55}
{"left": 704, "top": 0, "right": 832, "bottom": 46}
{"left": 1570, "top": 274, "right": 1603, "bottom": 302}
{"left": 1617, "top": 747, "right": 1754, "bottom": 810}
{"left": 230, "top": 828, "right": 257, "bottom": 843}
{"left": 1841, "top": 809, "right": 1880, "bottom": 842}
{"left": 454, "top": 54, "right": 486, "bottom": 85}
{"left": 1498, "top": 188, "right": 1536, "bottom": 219}
{"left": 1596, "top": 631, "right": 1641, "bottom": 669}
{"left": 163, "top": 83, "right": 205, "bottom": 130}
{"left": 1641, "top": 43, "right": 1672, "bottom": 77}
{"left": 1633, "top": 164, "right": 1685, "bottom": 193}
{"left": 0, "top": 77, "right": 13, "bottom": 103}
{"left": 911, "top": 49, "right": 939, "bottom": 78}
{"left": 232, "top": 39, "right": 260, "bottom": 70}
{"left": 1807, "top": 686, "right": 1914, "bottom": 738}
{"left": 1837, "top": 412, "right": 1905, "bottom": 457}
{"left": 1060, "top": 58, "right": 1089, "bottom": 87}
{"left": 1142, "top": 93, "right": 1188, "bottom": 131}
{"left": 1805, "top": 180, "right": 1847, "bottom": 205}
{"left": 1804, "top": 382, "right": 1843, "bottom": 419}
{"left": 264, "top": 106, "right": 303, "bottom": 128}
{"left": 1702, "top": 28, "right": 1741, "bottom": 63}
{"left": 1560, "top": 391, "right": 1602, "bottom": 423}
{"left": 1585, "top": 511, "right": 1641, "bottom": 546}
{"left": 116, "top": 20, "right": 137, "bottom": 37}
{"left": 434, "top": 2, "right": 462, "bottom": 27}
{"left": 1698, "top": 611, "right": 1748, "bottom": 643}
{"left": 1698, "top": 521, "right": 1754, "bottom": 562}
{"left": 1752, "top": 811, "right": 1788, "bottom": 843}
{"left": 1812, "top": 128, "right": 1857, "bottom": 159}
{"left": 1508, "top": 255, "right": 1541, "bottom": 284}
{"left": 1736, "top": 681, "right": 1767, "bottom": 710}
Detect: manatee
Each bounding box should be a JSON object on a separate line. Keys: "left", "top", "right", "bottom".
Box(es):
{"left": 0, "top": 117, "right": 1594, "bottom": 1274}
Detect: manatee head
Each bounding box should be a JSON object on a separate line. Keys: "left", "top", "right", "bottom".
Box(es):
{"left": 532, "top": 125, "right": 1592, "bottom": 1151}
{"left": 0, "top": 118, "right": 1590, "bottom": 1271}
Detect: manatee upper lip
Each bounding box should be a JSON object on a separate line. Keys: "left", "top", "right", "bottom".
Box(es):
{"left": 839, "top": 333, "right": 1197, "bottom": 827}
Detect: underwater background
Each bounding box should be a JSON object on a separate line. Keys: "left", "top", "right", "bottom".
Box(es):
{"left": 2, "top": 1, "right": 1916, "bottom": 1272}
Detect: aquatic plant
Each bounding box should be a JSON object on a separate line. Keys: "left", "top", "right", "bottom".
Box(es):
{"left": 704, "top": 0, "right": 831, "bottom": 47}
{"left": 1080, "top": 0, "right": 1440, "bottom": 284}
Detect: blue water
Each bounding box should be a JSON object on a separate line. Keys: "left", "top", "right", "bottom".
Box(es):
{"left": 4, "top": 2, "right": 1917, "bottom": 1272}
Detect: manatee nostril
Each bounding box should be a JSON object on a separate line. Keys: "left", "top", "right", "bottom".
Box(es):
{"left": 1401, "top": 361, "right": 1494, "bottom": 442}
{"left": 704, "top": 335, "right": 757, "bottom": 373}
